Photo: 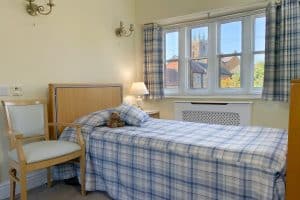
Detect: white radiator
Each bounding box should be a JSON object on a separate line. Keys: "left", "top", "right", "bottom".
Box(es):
{"left": 174, "top": 101, "right": 253, "bottom": 126}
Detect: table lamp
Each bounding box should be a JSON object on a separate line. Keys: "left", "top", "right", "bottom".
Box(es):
{"left": 130, "top": 82, "right": 149, "bottom": 109}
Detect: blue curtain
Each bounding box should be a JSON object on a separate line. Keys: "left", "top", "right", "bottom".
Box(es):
{"left": 262, "top": 0, "right": 300, "bottom": 102}
{"left": 144, "top": 23, "right": 164, "bottom": 99}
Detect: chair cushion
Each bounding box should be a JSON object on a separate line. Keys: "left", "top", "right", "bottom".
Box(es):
{"left": 8, "top": 141, "right": 81, "bottom": 164}
{"left": 8, "top": 104, "right": 45, "bottom": 137}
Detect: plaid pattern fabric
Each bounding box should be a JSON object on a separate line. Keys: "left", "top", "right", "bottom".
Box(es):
{"left": 263, "top": 0, "right": 300, "bottom": 102}
{"left": 75, "top": 109, "right": 114, "bottom": 127}
{"left": 144, "top": 23, "right": 164, "bottom": 100}
{"left": 116, "top": 104, "right": 149, "bottom": 126}
{"left": 61, "top": 109, "right": 115, "bottom": 138}
{"left": 54, "top": 119, "right": 287, "bottom": 200}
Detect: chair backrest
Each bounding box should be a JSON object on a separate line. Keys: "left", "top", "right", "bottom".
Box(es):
{"left": 2, "top": 100, "right": 49, "bottom": 148}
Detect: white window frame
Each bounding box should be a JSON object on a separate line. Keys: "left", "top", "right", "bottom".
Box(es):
{"left": 251, "top": 13, "right": 266, "bottom": 94}
{"left": 163, "top": 29, "right": 180, "bottom": 96}
{"left": 215, "top": 17, "right": 245, "bottom": 95}
{"left": 163, "top": 10, "right": 266, "bottom": 97}
{"left": 185, "top": 24, "right": 211, "bottom": 95}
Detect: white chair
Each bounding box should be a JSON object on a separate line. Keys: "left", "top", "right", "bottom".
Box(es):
{"left": 2, "top": 100, "right": 86, "bottom": 200}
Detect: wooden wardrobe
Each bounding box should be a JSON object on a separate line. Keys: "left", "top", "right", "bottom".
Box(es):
{"left": 286, "top": 80, "right": 300, "bottom": 199}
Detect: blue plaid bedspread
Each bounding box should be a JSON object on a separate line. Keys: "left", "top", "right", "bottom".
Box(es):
{"left": 54, "top": 119, "right": 287, "bottom": 200}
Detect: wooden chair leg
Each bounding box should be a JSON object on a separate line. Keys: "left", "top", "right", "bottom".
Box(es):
{"left": 20, "top": 169, "right": 27, "bottom": 200}
{"left": 9, "top": 168, "right": 16, "bottom": 200}
{"left": 80, "top": 155, "right": 86, "bottom": 196}
{"left": 47, "top": 167, "right": 52, "bottom": 188}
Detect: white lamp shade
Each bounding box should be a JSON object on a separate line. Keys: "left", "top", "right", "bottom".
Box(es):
{"left": 130, "top": 82, "right": 149, "bottom": 96}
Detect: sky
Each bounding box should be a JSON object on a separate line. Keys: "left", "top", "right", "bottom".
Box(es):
{"left": 165, "top": 17, "right": 266, "bottom": 62}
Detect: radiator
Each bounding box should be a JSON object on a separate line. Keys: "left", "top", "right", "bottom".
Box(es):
{"left": 174, "top": 101, "right": 252, "bottom": 126}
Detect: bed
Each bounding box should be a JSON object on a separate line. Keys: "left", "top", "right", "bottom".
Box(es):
{"left": 48, "top": 83, "right": 299, "bottom": 200}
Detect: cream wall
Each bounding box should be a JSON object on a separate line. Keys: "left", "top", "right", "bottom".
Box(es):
{"left": 136, "top": 0, "right": 267, "bottom": 23}
{"left": 135, "top": 0, "right": 289, "bottom": 129}
{"left": 0, "top": 0, "right": 290, "bottom": 185}
{"left": 143, "top": 99, "right": 289, "bottom": 128}
{"left": 0, "top": 0, "right": 136, "bottom": 182}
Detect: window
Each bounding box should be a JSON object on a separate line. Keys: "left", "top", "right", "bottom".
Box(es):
{"left": 219, "top": 21, "right": 242, "bottom": 88}
{"left": 163, "top": 12, "right": 266, "bottom": 97}
{"left": 253, "top": 17, "right": 266, "bottom": 88}
{"left": 164, "top": 31, "right": 179, "bottom": 89}
{"left": 190, "top": 26, "right": 209, "bottom": 89}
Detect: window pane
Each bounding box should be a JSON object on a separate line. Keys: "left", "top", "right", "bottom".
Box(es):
{"left": 165, "top": 59, "right": 179, "bottom": 88}
{"left": 165, "top": 32, "right": 179, "bottom": 60}
{"left": 254, "top": 54, "right": 265, "bottom": 88}
{"left": 220, "top": 21, "right": 242, "bottom": 54}
{"left": 190, "top": 59, "right": 208, "bottom": 89}
{"left": 219, "top": 56, "right": 241, "bottom": 88}
{"left": 255, "top": 17, "right": 266, "bottom": 52}
{"left": 165, "top": 32, "right": 179, "bottom": 88}
{"left": 191, "top": 27, "right": 208, "bottom": 58}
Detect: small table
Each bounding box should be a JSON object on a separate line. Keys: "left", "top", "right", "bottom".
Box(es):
{"left": 145, "top": 110, "right": 160, "bottom": 119}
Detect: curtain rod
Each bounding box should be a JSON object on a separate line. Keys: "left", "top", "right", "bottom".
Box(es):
{"left": 159, "top": 2, "right": 268, "bottom": 28}
{"left": 162, "top": 9, "right": 266, "bottom": 28}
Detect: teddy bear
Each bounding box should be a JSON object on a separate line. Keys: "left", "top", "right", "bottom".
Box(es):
{"left": 107, "top": 112, "right": 125, "bottom": 128}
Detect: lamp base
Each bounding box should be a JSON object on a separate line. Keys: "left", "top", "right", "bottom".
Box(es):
{"left": 136, "top": 96, "right": 143, "bottom": 110}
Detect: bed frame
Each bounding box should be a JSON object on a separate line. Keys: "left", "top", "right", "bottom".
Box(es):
{"left": 48, "top": 83, "right": 123, "bottom": 138}
{"left": 48, "top": 81, "right": 300, "bottom": 200}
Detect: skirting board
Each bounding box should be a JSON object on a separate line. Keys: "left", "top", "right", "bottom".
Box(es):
{"left": 0, "top": 170, "right": 46, "bottom": 200}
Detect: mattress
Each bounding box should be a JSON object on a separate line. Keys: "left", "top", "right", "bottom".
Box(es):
{"left": 54, "top": 118, "right": 287, "bottom": 200}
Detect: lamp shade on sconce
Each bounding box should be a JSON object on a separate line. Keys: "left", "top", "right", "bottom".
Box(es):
{"left": 115, "top": 21, "right": 134, "bottom": 37}
{"left": 130, "top": 82, "right": 149, "bottom": 96}
{"left": 26, "top": 0, "right": 55, "bottom": 16}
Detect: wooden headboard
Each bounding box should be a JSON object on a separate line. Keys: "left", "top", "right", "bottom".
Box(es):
{"left": 48, "top": 83, "right": 123, "bottom": 138}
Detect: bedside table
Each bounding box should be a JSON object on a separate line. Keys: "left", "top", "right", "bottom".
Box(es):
{"left": 145, "top": 110, "right": 160, "bottom": 119}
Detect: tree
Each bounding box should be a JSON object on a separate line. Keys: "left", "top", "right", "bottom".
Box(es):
{"left": 220, "top": 62, "right": 265, "bottom": 88}
{"left": 254, "top": 61, "right": 265, "bottom": 88}
{"left": 220, "top": 73, "right": 241, "bottom": 88}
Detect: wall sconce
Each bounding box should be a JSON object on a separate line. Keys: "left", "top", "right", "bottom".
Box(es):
{"left": 26, "top": 0, "right": 54, "bottom": 16}
{"left": 115, "top": 21, "right": 134, "bottom": 37}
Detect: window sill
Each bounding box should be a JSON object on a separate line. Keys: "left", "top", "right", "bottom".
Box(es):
{"left": 164, "top": 94, "right": 262, "bottom": 100}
